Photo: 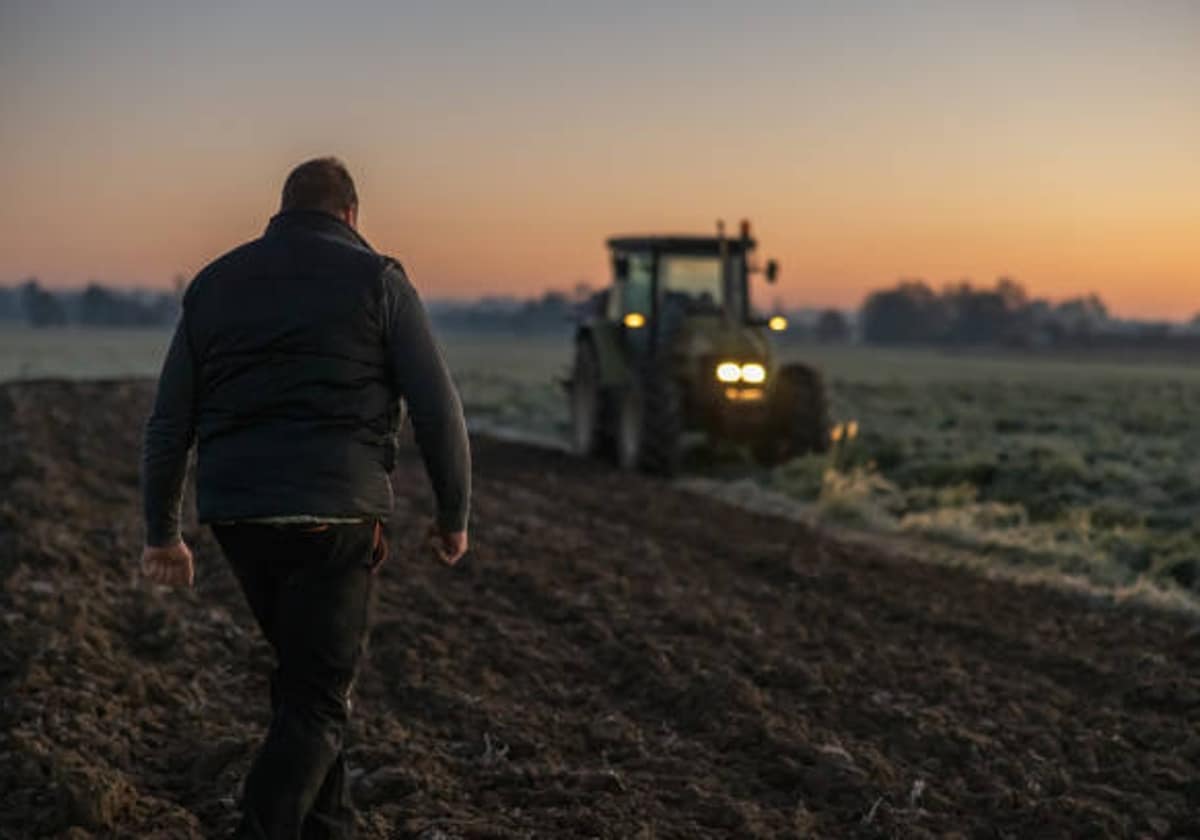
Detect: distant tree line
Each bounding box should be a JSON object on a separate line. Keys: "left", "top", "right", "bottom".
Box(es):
{"left": 427, "top": 285, "right": 593, "bottom": 333}
{"left": 859, "top": 277, "right": 1199, "bottom": 349}
{"left": 1, "top": 279, "right": 590, "bottom": 333}
{"left": 0, "top": 278, "right": 184, "bottom": 328}
{"left": 6, "top": 273, "right": 1196, "bottom": 351}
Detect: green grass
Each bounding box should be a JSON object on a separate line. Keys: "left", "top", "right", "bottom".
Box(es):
{"left": 441, "top": 332, "right": 571, "bottom": 438}
{"left": 773, "top": 345, "right": 1200, "bottom": 596}
{"left": 442, "top": 332, "right": 1200, "bottom": 598}
{"left": 0, "top": 326, "right": 173, "bottom": 381}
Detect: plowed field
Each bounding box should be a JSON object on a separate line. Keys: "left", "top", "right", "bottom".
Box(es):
{"left": 1, "top": 380, "right": 1197, "bottom": 838}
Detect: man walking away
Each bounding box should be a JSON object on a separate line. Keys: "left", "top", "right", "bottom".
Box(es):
{"left": 140, "top": 157, "right": 471, "bottom": 839}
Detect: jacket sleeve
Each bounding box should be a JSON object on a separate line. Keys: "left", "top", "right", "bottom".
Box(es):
{"left": 142, "top": 314, "right": 197, "bottom": 547}
{"left": 382, "top": 262, "right": 471, "bottom": 532}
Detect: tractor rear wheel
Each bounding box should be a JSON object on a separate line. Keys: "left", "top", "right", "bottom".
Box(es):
{"left": 615, "top": 385, "right": 642, "bottom": 471}
{"left": 637, "top": 360, "right": 684, "bottom": 475}
{"left": 615, "top": 358, "right": 683, "bottom": 475}
{"left": 753, "top": 362, "right": 831, "bottom": 465}
{"left": 570, "top": 340, "right": 611, "bottom": 458}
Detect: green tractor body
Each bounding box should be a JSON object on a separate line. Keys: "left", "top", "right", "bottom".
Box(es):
{"left": 569, "top": 223, "right": 830, "bottom": 474}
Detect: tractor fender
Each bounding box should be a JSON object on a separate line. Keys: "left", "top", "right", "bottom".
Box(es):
{"left": 575, "top": 324, "right": 632, "bottom": 389}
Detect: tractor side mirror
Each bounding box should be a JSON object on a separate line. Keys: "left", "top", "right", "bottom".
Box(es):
{"left": 765, "top": 259, "right": 779, "bottom": 284}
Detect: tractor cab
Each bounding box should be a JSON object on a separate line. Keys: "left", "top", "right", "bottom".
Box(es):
{"left": 569, "top": 221, "right": 829, "bottom": 474}
{"left": 601, "top": 222, "right": 780, "bottom": 346}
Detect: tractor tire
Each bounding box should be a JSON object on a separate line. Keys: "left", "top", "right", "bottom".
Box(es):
{"left": 570, "top": 340, "right": 612, "bottom": 459}
{"left": 753, "top": 363, "right": 831, "bottom": 465}
{"left": 614, "top": 385, "right": 643, "bottom": 471}
{"left": 637, "top": 359, "right": 685, "bottom": 475}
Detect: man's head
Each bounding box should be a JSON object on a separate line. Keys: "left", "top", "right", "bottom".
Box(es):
{"left": 280, "top": 157, "right": 358, "bottom": 228}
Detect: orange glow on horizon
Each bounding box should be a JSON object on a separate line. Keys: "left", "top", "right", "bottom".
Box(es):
{"left": 2, "top": 4, "right": 1197, "bottom": 321}
{"left": 3, "top": 168, "right": 1196, "bottom": 321}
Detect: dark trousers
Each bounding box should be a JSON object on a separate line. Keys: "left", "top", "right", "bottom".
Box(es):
{"left": 212, "top": 522, "right": 380, "bottom": 840}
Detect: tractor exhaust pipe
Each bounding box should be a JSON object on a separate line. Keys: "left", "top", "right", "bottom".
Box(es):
{"left": 717, "top": 219, "right": 730, "bottom": 324}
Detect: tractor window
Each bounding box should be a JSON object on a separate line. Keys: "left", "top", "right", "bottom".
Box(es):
{"left": 614, "top": 253, "right": 654, "bottom": 320}
{"left": 661, "top": 256, "right": 739, "bottom": 315}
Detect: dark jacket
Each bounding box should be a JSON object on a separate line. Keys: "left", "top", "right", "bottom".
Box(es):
{"left": 142, "top": 210, "right": 470, "bottom": 546}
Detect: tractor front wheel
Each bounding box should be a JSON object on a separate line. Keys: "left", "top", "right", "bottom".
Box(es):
{"left": 753, "top": 363, "right": 831, "bottom": 465}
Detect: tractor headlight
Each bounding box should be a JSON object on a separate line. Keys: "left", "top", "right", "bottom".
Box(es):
{"left": 716, "top": 362, "right": 742, "bottom": 383}
{"left": 740, "top": 363, "right": 766, "bottom": 384}
{"left": 716, "top": 361, "right": 767, "bottom": 383}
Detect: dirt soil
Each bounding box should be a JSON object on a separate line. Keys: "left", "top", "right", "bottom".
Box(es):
{"left": 1, "top": 379, "right": 1198, "bottom": 839}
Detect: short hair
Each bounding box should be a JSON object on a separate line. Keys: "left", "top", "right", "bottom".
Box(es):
{"left": 280, "top": 157, "right": 358, "bottom": 215}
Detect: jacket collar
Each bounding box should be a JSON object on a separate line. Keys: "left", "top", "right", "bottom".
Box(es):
{"left": 265, "top": 210, "right": 376, "bottom": 253}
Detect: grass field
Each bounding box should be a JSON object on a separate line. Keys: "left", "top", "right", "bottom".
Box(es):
{"left": 784, "top": 346, "right": 1200, "bottom": 598}
{"left": 5, "top": 326, "right": 1198, "bottom": 599}
{"left": 444, "top": 333, "right": 1200, "bottom": 599}
{"left": 0, "top": 327, "right": 174, "bottom": 381}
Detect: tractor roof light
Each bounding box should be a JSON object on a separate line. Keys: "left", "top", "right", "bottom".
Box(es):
{"left": 623, "top": 312, "right": 646, "bottom": 329}
{"left": 768, "top": 315, "right": 788, "bottom": 332}
{"left": 740, "top": 363, "right": 766, "bottom": 384}
{"left": 716, "top": 362, "right": 742, "bottom": 383}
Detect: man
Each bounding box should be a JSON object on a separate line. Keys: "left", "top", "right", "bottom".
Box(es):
{"left": 141, "top": 157, "right": 471, "bottom": 839}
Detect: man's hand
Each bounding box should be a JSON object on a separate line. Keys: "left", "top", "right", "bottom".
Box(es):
{"left": 141, "top": 541, "right": 195, "bottom": 587}
{"left": 428, "top": 525, "right": 468, "bottom": 566}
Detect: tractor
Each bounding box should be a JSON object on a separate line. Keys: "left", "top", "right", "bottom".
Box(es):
{"left": 568, "top": 220, "right": 830, "bottom": 474}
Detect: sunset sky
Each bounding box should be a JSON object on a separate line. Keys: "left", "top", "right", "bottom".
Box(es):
{"left": 1, "top": 1, "right": 1197, "bottom": 319}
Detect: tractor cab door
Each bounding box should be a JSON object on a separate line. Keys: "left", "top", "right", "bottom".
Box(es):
{"left": 610, "top": 250, "right": 655, "bottom": 357}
